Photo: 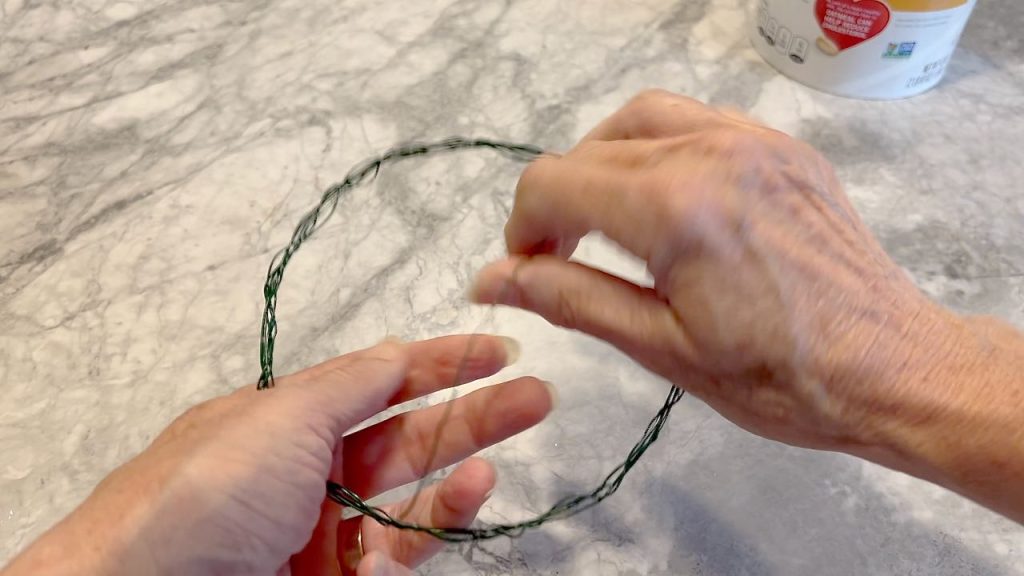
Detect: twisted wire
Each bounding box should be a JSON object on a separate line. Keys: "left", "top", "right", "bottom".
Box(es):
{"left": 257, "top": 136, "right": 685, "bottom": 541}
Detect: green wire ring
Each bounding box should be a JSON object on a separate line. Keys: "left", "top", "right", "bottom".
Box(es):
{"left": 257, "top": 137, "right": 685, "bottom": 542}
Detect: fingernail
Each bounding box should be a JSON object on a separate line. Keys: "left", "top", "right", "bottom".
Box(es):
{"left": 499, "top": 336, "right": 521, "bottom": 365}
{"left": 468, "top": 265, "right": 516, "bottom": 305}
{"left": 543, "top": 380, "right": 558, "bottom": 411}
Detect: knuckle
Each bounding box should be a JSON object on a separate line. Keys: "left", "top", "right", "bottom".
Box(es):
{"left": 694, "top": 125, "right": 788, "bottom": 167}
{"left": 409, "top": 418, "right": 436, "bottom": 460}
{"left": 159, "top": 397, "right": 229, "bottom": 443}
{"left": 361, "top": 339, "right": 406, "bottom": 366}
{"left": 513, "top": 157, "right": 560, "bottom": 222}
{"left": 623, "top": 89, "right": 672, "bottom": 123}
{"left": 707, "top": 125, "right": 764, "bottom": 154}
{"left": 179, "top": 398, "right": 221, "bottom": 423}
{"left": 570, "top": 138, "right": 609, "bottom": 159}
{"left": 463, "top": 411, "right": 490, "bottom": 454}
{"left": 318, "top": 341, "right": 406, "bottom": 383}
{"left": 436, "top": 482, "right": 464, "bottom": 520}
{"left": 553, "top": 287, "right": 582, "bottom": 331}
{"left": 631, "top": 88, "right": 674, "bottom": 109}
{"left": 630, "top": 89, "right": 707, "bottom": 119}
{"left": 716, "top": 105, "right": 751, "bottom": 122}
{"left": 516, "top": 156, "right": 555, "bottom": 200}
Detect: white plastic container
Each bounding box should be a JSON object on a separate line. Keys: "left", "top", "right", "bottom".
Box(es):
{"left": 751, "top": 0, "right": 978, "bottom": 100}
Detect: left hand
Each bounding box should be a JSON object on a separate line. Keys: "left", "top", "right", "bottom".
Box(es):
{"left": 3, "top": 335, "right": 553, "bottom": 576}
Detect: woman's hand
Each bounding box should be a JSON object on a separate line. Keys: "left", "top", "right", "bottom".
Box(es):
{"left": 471, "top": 90, "right": 1024, "bottom": 520}
{"left": 473, "top": 89, "right": 944, "bottom": 452}
{"left": 3, "top": 335, "right": 554, "bottom": 576}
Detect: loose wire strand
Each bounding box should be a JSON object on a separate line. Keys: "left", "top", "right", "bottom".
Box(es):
{"left": 257, "top": 137, "right": 685, "bottom": 541}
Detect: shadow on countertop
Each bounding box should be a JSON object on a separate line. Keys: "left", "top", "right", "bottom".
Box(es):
{"left": 458, "top": 405, "right": 1019, "bottom": 576}
{"left": 946, "top": 1, "right": 1024, "bottom": 83}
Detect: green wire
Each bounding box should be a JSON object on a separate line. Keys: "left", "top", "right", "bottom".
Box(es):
{"left": 257, "top": 137, "right": 685, "bottom": 541}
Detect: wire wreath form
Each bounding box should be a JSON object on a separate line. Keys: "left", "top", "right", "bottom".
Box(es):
{"left": 256, "top": 137, "right": 686, "bottom": 542}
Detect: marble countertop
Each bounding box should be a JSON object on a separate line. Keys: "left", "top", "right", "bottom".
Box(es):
{"left": 2, "top": 1, "right": 1023, "bottom": 574}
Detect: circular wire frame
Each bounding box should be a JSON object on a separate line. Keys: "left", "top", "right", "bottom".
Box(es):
{"left": 257, "top": 137, "right": 685, "bottom": 541}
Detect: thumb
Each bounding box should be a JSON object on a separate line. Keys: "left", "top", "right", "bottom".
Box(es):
{"left": 470, "top": 256, "right": 693, "bottom": 372}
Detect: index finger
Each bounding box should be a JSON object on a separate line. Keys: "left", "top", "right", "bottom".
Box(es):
{"left": 579, "top": 89, "right": 721, "bottom": 143}
{"left": 506, "top": 91, "right": 723, "bottom": 260}
{"left": 291, "top": 335, "right": 518, "bottom": 407}
{"left": 505, "top": 152, "right": 668, "bottom": 262}
{"left": 390, "top": 334, "right": 519, "bottom": 406}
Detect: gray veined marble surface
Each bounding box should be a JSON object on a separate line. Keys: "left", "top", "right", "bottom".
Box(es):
{"left": 2, "top": 0, "right": 1023, "bottom": 574}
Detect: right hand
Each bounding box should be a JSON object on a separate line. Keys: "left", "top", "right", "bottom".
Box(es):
{"left": 471, "top": 89, "right": 968, "bottom": 459}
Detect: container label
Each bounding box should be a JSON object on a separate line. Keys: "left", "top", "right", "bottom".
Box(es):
{"left": 753, "top": 0, "right": 977, "bottom": 99}
{"left": 815, "top": 0, "right": 891, "bottom": 53}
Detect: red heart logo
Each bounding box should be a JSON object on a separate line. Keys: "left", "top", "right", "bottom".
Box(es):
{"left": 815, "top": 0, "right": 891, "bottom": 52}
